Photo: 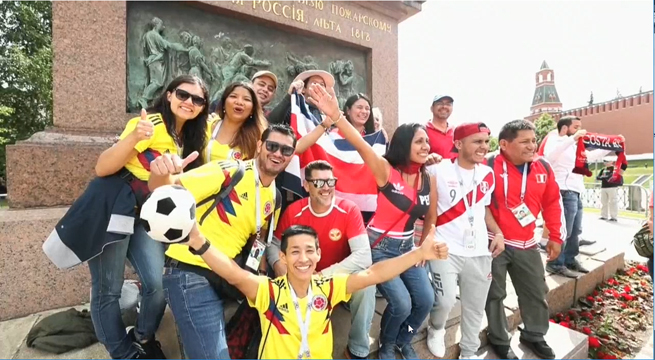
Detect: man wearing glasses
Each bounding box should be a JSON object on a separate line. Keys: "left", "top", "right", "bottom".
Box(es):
{"left": 266, "top": 160, "right": 375, "bottom": 360}
{"left": 148, "top": 124, "right": 297, "bottom": 359}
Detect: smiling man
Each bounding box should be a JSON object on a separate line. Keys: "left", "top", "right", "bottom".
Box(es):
{"left": 426, "top": 94, "right": 456, "bottom": 159}
{"left": 425, "top": 122, "right": 503, "bottom": 359}
{"left": 177, "top": 221, "right": 447, "bottom": 360}
{"left": 251, "top": 70, "right": 278, "bottom": 115}
{"left": 147, "top": 123, "right": 296, "bottom": 359}
{"left": 266, "top": 160, "right": 375, "bottom": 359}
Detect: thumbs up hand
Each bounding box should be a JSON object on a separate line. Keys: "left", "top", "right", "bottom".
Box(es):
{"left": 150, "top": 151, "right": 199, "bottom": 176}
{"left": 132, "top": 109, "right": 155, "bottom": 142}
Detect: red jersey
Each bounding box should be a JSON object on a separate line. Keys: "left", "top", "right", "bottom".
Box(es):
{"left": 274, "top": 197, "right": 366, "bottom": 272}
{"left": 426, "top": 121, "right": 456, "bottom": 159}
{"left": 368, "top": 168, "right": 431, "bottom": 239}
{"left": 487, "top": 153, "right": 566, "bottom": 249}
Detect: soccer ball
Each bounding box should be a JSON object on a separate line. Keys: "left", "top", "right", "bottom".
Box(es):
{"left": 140, "top": 185, "right": 196, "bottom": 243}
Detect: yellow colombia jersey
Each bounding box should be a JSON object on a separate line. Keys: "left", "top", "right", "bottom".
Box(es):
{"left": 206, "top": 116, "right": 244, "bottom": 162}
{"left": 119, "top": 113, "right": 179, "bottom": 181}
{"left": 249, "top": 274, "right": 351, "bottom": 360}
{"left": 166, "top": 159, "right": 280, "bottom": 267}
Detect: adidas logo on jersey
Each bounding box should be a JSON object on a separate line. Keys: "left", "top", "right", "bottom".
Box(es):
{"left": 391, "top": 182, "right": 404, "bottom": 194}
{"left": 240, "top": 193, "right": 248, "bottom": 201}
{"left": 278, "top": 303, "right": 289, "bottom": 313}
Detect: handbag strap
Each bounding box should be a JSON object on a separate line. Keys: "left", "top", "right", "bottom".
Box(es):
{"left": 197, "top": 162, "right": 246, "bottom": 225}
{"left": 370, "top": 170, "right": 422, "bottom": 249}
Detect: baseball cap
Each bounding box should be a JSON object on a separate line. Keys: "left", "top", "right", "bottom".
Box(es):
{"left": 453, "top": 122, "right": 491, "bottom": 141}
{"left": 432, "top": 94, "right": 454, "bottom": 104}
{"left": 251, "top": 70, "right": 278, "bottom": 88}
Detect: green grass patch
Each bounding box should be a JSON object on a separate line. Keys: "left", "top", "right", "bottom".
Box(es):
{"left": 583, "top": 207, "right": 647, "bottom": 220}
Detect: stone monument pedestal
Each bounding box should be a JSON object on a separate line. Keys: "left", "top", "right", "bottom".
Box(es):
{"left": 1, "top": 0, "right": 423, "bottom": 320}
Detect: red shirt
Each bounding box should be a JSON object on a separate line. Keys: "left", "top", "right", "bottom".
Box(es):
{"left": 425, "top": 121, "right": 455, "bottom": 159}
{"left": 488, "top": 153, "right": 565, "bottom": 248}
{"left": 274, "top": 198, "right": 366, "bottom": 272}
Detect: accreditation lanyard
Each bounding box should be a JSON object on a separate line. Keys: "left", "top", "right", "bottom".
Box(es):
{"left": 205, "top": 119, "right": 223, "bottom": 161}
{"left": 502, "top": 161, "right": 528, "bottom": 208}
{"left": 454, "top": 160, "right": 477, "bottom": 228}
{"left": 289, "top": 280, "right": 313, "bottom": 359}
{"left": 252, "top": 161, "right": 276, "bottom": 243}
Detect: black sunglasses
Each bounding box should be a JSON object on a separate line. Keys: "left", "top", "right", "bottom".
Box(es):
{"left": 306, "top": 178, "right": 337, "bottom": 188}
{"left": 265, "top": 140, "right": 295, "bottom": 157}
{"left": 175, "top": 88, "right": 206, "bottom": 107}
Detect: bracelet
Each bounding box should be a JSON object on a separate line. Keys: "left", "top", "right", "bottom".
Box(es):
{"left": 189, "top": 239, "right": 211, "bottom": 256}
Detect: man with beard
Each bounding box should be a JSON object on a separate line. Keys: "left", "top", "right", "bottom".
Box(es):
{"left": 148, "top": 124, "right": 296, "bottom": 359}
{"left": 266, "top": 160, "right": 375, "bottom": 359}
{"left": 543, "top": 116, "right": 621, "bottom": 278}
{"left": 485, "top": 120, "right": 565, "bottom": 359}
{"left": 426, "top": 94, "right": 456, "bottom": 160}
{"left": 426, "top": 123, "right": 504, "bottom": 359}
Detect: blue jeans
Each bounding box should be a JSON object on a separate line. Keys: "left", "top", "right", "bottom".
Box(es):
{"left": 88, "top": 224, "right": 166, "bottom": 359}
{"left": 162, "top": 267, "right": 230, "bottom": 359}
{"left": 348, "top": 286, "right": 377, "bottom": 357}
{"left": 369, "top": 230, "right": 434, "bottom": 346}
{"left": 548, "top": 190, "right": 583, "bottom": 268}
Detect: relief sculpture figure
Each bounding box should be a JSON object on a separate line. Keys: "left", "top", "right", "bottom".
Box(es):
{"left": 208, "top": 37, "right": 235, "bottom": 102}
{"left": 187, "top": 35, "right": 214, "bottom": 83}
{"left": 218, "top": 44, "right": 271, "bottom": 95}
{"left": 138, "top": 17, "right": 187, "bottom": 110}
{"left": 286, "top": 53, "right": 319, "bottom": 78}
{"left": 329, "top": 59, "right": 356, "bottom": 108}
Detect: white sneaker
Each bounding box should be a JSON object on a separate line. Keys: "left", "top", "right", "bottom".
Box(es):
{"left": 459, "top": 354, "right": 479, "bottom": 359}
{"left": 427, "top": 325, "right": 446, "bottom": 357}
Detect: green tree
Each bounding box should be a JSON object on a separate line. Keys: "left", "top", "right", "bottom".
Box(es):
{"left": 534, "top": 113, "right": 556, "bottom": 147}
{"left": 0, "top": 1, "right": 53, "bottom": 185}
{"left": 489, "top": 135, "right": 499, "bottom": 152}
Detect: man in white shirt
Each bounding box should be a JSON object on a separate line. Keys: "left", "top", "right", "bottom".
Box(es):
{"left": 543, "top": 115, "right": 622, "bottom": 278}
{"left": 425, "top": 123, "right": 505, "bottom": 359}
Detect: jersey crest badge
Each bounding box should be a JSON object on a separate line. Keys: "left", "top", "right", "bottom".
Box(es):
{"left": 329, "top": 228, "right": 342, "bottom": 241}
{"left": 311, "top": 294, "right": 328, "bottom": 312}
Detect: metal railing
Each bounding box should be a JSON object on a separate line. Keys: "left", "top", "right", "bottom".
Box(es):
{"left": 582, "top": 183, "right": 649, "bottom": 214}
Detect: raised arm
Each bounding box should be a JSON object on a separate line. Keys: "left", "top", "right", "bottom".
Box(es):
{"left": 187, "top": 224, "right": 265, "bottom": 302}
{"left": 95, "top": 109, "right": 153, "bottom": 177}
{"left": 295, "top": 117, "right": 334, "bottom": 154}
{"left": 306, "top": 84, "right": 390, "bottom": 186}
{"left": 346, "top": 224, "right": 447, "bottom": 294}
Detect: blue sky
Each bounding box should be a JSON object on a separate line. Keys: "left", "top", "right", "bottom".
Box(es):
{"left": 398, "top": 0, "right": 654, "bottom": 134}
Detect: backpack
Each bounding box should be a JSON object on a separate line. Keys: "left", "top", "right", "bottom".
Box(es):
{"left": 632, "top": 222, "right": 654, "bottom": 258}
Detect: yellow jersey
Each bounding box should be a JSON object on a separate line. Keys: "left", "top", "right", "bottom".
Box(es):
{"left": 166, "top": 159, "right": 280, "bottom": 267}
{"left": 119, "top": 113, "right": 179, "bottom": 181}
{"left": 249, "top": 274, "right": 351, "bottom": 359}
{"left": 206, "top": 116, "right": 244, "bottom": 162}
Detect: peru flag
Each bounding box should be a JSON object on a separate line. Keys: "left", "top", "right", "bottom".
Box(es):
{"left": 283, "top": 91, "right": 387, "bottom": 213}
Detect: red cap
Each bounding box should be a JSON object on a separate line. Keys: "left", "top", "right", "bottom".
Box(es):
{"left": 453, "top": 122, "right": 491, "bottom": 141}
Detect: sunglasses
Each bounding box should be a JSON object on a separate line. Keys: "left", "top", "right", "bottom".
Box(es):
{"left": 306, "top": 178, "right": 337, "bottom": 188}
{"left": 265, "top": 140, "right": 295, "bottom": 157}
{"left": 174, "top": 89, "right": 206, "bottom": 107}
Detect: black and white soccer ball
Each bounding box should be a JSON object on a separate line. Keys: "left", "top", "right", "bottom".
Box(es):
{"left": 140, "top": 185, "right": 196, "bottom": 243}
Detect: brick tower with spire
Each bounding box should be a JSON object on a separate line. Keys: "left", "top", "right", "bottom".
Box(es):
{"left": 525, "top": 60, "right": 563, "bottom": 121}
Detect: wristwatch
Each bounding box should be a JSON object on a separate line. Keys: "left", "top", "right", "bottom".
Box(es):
{"left": 189, "top": 239, "right": 211, "bottom": 256}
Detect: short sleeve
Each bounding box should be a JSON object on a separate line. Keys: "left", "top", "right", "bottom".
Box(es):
{"left": 346, "top": 204, "right": 367, "bottom": 239}
{"left": 248, "top": 279, "right": 272, "bottom": 313}
{"left": 179, "top": 161, "right": 230, "bottom": 204}
{"left": 484, "top": 170, "right": 496, "bottom": 206}
{"left": 426, "top": 164, "right": 439, "bottom": 177}
{"left": 119, "top": 117, "right": 154, "bottom": 153}
{"left": 330, "top": 274, "right": 352, "bottom": 305}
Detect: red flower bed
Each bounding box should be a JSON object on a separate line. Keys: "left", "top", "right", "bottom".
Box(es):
{"left": 550, "top": 261, "right": 653, "bottom": 359}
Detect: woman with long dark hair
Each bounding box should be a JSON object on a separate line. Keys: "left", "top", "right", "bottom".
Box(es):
{"left": 206, "top": 82, "right": 267, "bottom": 162}
{"left": 343, "top": 93, "right": 376, "bottom": 136}
{"left": 91, "top": 74, "right": 209, "bottom": 358}
{"left": 307, "top": 84, "right": 444, "bottom": 359}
